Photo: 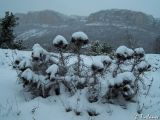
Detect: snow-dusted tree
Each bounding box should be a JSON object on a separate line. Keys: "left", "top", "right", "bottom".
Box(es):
{"left": 0, "top": 11, "right": 24, "bottom": 49}
{"left": 0, "top": 11, "right": 18, "bottom": 48}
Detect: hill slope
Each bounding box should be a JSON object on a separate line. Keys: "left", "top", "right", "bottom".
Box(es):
{"left": 14, "top": 9, "right": 160, "bottom": 53}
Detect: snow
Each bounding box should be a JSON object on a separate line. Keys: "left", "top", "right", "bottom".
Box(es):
{"left": 0, "top": 49, "right": 160, "bottom": 120}
{"left": 114, "top": 72, "right": 135, "bottom": 85}
{"left": 21, "top": 68, "right": 33, "bottom": 81}
{"left": 102, "top": 56, "right": 112, "bottom": 65}
{"left": 123, "top": 84, "right": 135, "bottom": 96}
{"left": 46, "top": 64, "right": 59, "bottom": 79}
{"left": 92, "top": 61, "right": 104, "bottom": 69}
{"left": 137, "top": 61, "right": 150, "bottom": 71}
{"left": 134, "top": 48, "right": 145, "bottom": 55}
{"left": 17, "top": 58, "right": 32, "bottom": 70}
{"left": 21, "top": 68, "right": 46, "bottom": 83}
{"left": 53, "top": 35, "right": 68, "bottom": 45}
{"left": 72, "top": 31, "right": 88, "bottom": 41}
{"left": 16, "top": 29, "right": 47, "bottom": 41}
{"left": 116, "top": 45, "right": 134, "bottom": 58}
{"left": 32, "top": 43, "right": 48, "bottom": 58}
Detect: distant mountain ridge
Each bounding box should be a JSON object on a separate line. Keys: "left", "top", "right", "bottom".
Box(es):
{"left": 15, "top": 10, "right": 70, "bottom": 25}
{"left": 87, "top": 9, "right": 157, "bottom": 30}
{"left": 14, "top": 9, "right": 160, "bottom": 53}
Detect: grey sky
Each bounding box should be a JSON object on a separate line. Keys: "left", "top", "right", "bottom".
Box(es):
{"left": 0, "top": 0, "right": 160, "bottom": 18}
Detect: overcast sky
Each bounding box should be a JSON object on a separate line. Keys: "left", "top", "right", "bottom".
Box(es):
{"left": 0, "top": 0, "right": 160, "bottom": 18}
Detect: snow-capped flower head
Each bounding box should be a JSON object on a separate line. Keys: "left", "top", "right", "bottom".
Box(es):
{"left": 13, "top": 55, "right": 32, "bottom": 71}
{"left": 136, "top": 61, "right": 151, "bottom": 73}
{"left": 21, "top": 68, "right": 33, "bottom": 81}
{"left": 134, "top": 47, "right": 145, "bottom": 58}
{"left": 53, "top": 35, "right": 68, "bottom": 49}
{"left": 32, "top": 43, "right": 47, "bottom": 61}
{"left": 121, "top": 84, "right": 135, "bottom": 101}
{"left": 46, "top": 64, "right": 59, "bottom": 80}
{"left": 91, "top": 62, "right": 104, "bottom": 74}
{"left": 116, "top": 45, "right": 134, "bottom": 61}
{"left": 115, "top": 72, "right": 135, "bottom": 86}
{"left": 13, "top": 55, "right": 25, "bottom": 68}
{"left": 71, "top": 31, "right": 89, "bottom": 47}
{"left": 18, "top": 58, "right": 32, "bottom": 71}
{"left": 102, "top": 56, "right": 112, "bottom": 66}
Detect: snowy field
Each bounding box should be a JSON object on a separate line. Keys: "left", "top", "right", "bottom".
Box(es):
{"left": 0, "top": 49, "right": 160, "bottom": 120}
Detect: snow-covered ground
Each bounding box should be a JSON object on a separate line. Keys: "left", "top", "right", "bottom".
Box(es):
{"left": 0, "top": 49, "right": 160, "bottom": 120}
{"left": 16, "top": 29, "right": 48, "bottom": 41}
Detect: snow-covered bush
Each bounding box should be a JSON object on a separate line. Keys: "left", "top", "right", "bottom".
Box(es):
{"left": 105, "top": 46, "right": 151, "bottom": 104}
{"left": 13, "top": 33, "right": 152, "bottom": 112}
{"left": 106, "top": 72, "right": 136, "bottom": 101}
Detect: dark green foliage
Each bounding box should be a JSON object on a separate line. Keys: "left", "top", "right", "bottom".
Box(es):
{"left": 154, "top": 35, "right": 160, "bottom": 54}
{"left": 91, "top": 40, "right": 101, "bottom": 54}
{"left": 13, "top": 40, "right": 26, "bottom": 50}
{"left": 101, "top": 42, "right": 112, "bottom": 54}
{"left": 0, "top": 11, "right": 24, "bottom": 49}
{"left": 90, "top": 40, "right": 112, "bottom": 55}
